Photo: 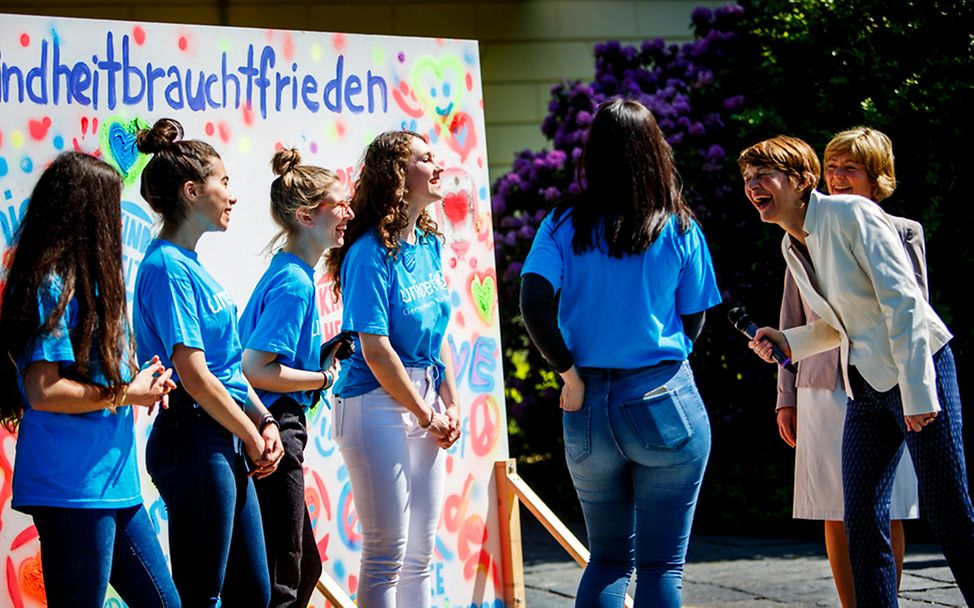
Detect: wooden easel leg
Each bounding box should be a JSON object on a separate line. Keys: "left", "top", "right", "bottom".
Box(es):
{"left": 315, "top": 570, "right": 356, "bottom": 607}
{"left": 495, "top": 458, "right": 527, "bottom": 607}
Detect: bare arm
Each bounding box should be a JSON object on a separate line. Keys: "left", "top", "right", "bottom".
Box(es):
{"left": 25, "top": 356, "right": 174, "bottom": 414}
{"left": 241, "top": 348, "right": 328, "bottom": 393}
{"left": 359, "top": 332, "right": 453, "bottom": 439}
{"left": 437, "top": 340, "right": 461, "bottom": 448}
{"left": 437, "top": 340, "right": 459, "bottom": 413}
{"left": 171, "top": 344, "right": 265, "bottom": 461}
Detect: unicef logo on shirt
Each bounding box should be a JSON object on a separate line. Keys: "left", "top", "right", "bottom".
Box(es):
{"left": 121, "top": 200, "right": 154, "bottom": 297}
{"left": 400, "top": 247, "right": 417, "bottom": 272}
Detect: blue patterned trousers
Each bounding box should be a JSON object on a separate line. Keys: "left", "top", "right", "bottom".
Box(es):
{"left": 843, "top": 344, "right": 974, "bottom": 607}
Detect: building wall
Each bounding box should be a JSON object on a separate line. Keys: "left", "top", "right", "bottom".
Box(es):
{"left": 0, "top": 0, "right": 720, "bottom": 181}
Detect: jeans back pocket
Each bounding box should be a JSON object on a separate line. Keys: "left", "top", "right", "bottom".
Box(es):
{"left": 562, "top": 405, "right": 592, "bottom": 463}
{"left": 620, "top": 386, "right": 693, "bottom": 450}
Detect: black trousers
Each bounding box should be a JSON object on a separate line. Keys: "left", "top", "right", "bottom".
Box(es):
{"left": 253, "top": 397, "right": 322, "bottom": 608}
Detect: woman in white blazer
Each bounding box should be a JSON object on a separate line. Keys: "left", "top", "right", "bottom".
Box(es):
{"left": 775, "top": 128, "right": 922, "bottom": 607}
{"left": 738, "top": 135, "right": 973, "bottom": 608}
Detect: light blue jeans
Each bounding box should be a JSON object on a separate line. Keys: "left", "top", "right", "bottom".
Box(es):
{"left": 565, "top": 360, "right": 711, "bottom": 607}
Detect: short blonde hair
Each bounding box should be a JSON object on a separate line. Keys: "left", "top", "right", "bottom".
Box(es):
{"left": 738, "top": 135, "right": 820, "bottom": 199}
{"left": 824, "top": 127, "right": 896, "bottom": 202}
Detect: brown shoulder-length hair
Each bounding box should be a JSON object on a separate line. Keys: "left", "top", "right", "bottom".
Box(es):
{"left": 325, "top": 130, "right": 441, "bottom": 298}
{"left": 0, "top": 152, "right": 134, "bottom": 429}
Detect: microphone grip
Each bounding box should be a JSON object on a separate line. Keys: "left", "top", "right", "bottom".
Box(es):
{"left": 744, "top": 322, "right": 798, "bottom": 374}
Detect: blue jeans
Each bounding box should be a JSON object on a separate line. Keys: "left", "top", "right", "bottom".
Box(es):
{"left": 566, "top": 360, "right": 711, "bottom": 608}
{"left": 844, "top": 344, "right": 974, "bottom": 607}
{"left": 31, "top": 504, "right": 180, "bottom": 608}
{"left": 146, "top": 407, "right": 270, "bottom": 608}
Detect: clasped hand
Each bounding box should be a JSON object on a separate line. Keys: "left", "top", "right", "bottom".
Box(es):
{"left": 245, "top": 423, "right": 285, "bottom": 479}
{"left": 127, "top": 355, "right": 177, "bottom": 414}
{"left": 425, "top": 405, "right": 461, "bottom": 449}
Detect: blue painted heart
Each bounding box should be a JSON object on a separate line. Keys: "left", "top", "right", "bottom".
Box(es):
{"left": 99, "top": 117, "right": 150, "bottom": 185}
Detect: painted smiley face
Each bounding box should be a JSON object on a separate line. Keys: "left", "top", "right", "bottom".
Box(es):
{"left": 430, "top": 81, "right": 454, "bottom": 118}
{"left": 411, "top": 55, "right": 465, "bottom": 126}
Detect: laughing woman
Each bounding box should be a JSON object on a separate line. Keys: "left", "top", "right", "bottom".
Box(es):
{"left": 325, "top": 130, "right": 461, "bottom": 608}
{"left": 0, "top": 151, "right": 179, "bottom": 608}
{"left": 134, "top": 118, "right": 283, "bottom": 607}
{"left": 774, "top": 128, "right": 922, "bottom": 607}
{"left": 238, "top": 148, "right": 353, "bottom": 607}
{"left": 740, "top": 135, "right": 974, "bottom": 607}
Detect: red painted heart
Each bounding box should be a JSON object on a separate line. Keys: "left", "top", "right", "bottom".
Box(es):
{"left": 442, "top": 191, "right": 470, "bottom": 226}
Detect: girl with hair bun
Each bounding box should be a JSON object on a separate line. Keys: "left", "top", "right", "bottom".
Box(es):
{"left": 133, "top": 118, "right": 283, "bottom": 607}
{"left": 238, "top": 147, "right": 353, "bottom": 607}
{"left": 0, "top": 151, "right": 179, "bottom": 607}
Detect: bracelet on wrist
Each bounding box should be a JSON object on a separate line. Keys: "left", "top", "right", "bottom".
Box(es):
{"left": 419, "top": 411, "right": 435, "bottom": 429}
{"left": 258, "top": 413, "right": 280, "bottom": 434}
{"left": 319, "top": 369, "right": 336, "bottom": 391}
{"left": 110, "top": 383, "right": 129, "bottom": 411}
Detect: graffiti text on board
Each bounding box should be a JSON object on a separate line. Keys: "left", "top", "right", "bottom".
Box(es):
{"left": 0, "top": 33, "right": 389, "bottom": 118}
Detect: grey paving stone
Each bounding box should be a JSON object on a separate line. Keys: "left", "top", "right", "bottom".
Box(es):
{"left": 519, "top": 517, "right": 966, "bottom": 607}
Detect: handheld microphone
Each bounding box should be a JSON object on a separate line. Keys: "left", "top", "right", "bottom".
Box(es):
{"left": 727, "top": 306, "right": 798, "bottom": 374}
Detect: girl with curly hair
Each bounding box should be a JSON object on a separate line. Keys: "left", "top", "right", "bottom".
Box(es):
{"left": 325, "top": 131, "right": 461, "bottom": 608}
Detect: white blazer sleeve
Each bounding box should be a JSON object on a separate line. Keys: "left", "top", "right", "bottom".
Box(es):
{"left": 846, "top": 203, "right": 939, "bottom": 416}
{"left": 782, "top": 319, "right": 841, "bottom": 362}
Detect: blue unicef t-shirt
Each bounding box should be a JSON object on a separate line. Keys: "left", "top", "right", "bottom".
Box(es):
{"left": 337, "top": 228, "right": 451, "bottom": 398}
{"left": 238, "top": 252, "right": 321, "bottom": 410}
{"left": 133, "top": 239, "right": 249, "bottom": 404}
{"left": 522, "top": 211, "right": 722, "bottom": 369}
{"left": 12, "top": 277, "right": 140, "bottom": 511}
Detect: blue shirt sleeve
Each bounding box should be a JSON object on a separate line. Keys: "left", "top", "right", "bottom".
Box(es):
{"left": 244, "top": 283, "right": 310, "bottom": 359}
{"left": 144, "top": 266, "right": 206, "bottom": 355}
{"left": 675, "top": 221, "right": 722, "bottom": 315}
{"left": 29, "top": 282, "right": 75, "bottom": 365}
{"left": 522, "top": 214, "right": 564, "bottom": 290}
{"left": 342, "top": 238, "right": 393, "bottom": 336}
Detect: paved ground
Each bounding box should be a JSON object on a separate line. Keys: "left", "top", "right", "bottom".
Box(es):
{"left": 521, "top": 517, "right": 965, "bottom": 607}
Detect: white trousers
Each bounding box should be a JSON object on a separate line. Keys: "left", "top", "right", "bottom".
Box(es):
{"left": 333, "top": 367, "right": 445, "bottom": 608}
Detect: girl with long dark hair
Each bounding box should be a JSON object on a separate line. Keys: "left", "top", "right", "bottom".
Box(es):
{"left": 0, "top": 151, "right": 179, "bottom": 608}
{"left": 325, "top": 130, "right": 460, "bottom": 607}
{"left": 133, "top": 118, "right": 283, "bottom": 607}
{"left": 520, "top": 98, "right": 722, "bottom": 606}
